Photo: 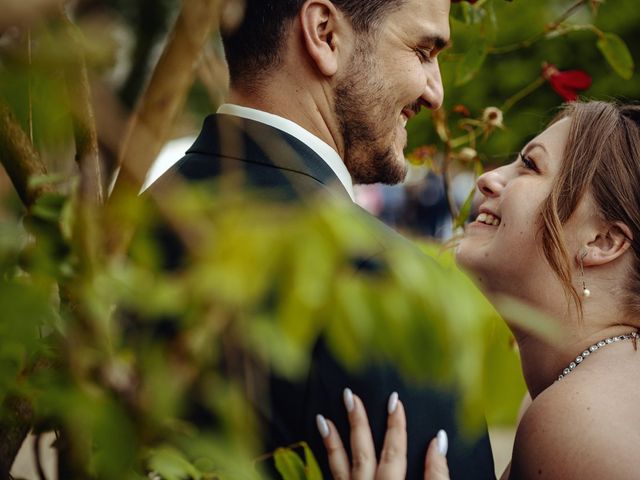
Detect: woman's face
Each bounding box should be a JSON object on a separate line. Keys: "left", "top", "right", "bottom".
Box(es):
{"left": 456, "top": 118, "right": 573, "bottom": 296}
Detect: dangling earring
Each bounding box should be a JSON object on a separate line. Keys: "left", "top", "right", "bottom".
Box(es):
{"left": 579, "top": 250, "right": 591, "bottom": 297}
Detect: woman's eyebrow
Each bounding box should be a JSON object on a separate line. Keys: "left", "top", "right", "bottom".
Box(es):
{"left": 523, "top": 142, "right": 549, "bottom": 156}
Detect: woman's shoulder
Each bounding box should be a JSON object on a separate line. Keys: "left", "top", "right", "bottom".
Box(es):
{"left": 509, "top": 376, "right": 640, "bottom": 480}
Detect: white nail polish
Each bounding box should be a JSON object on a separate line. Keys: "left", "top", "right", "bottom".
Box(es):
{"left": 343, "top": 388, "right": 355, "bottom": 412}
{"left": 316, "top": 414, "right": 330, "bottom": 438}
{"left": 387, "top": 391, "right": 399, "bottom": 414}
{"left": 436, "top": 429, "right": 448, "bottom": 456}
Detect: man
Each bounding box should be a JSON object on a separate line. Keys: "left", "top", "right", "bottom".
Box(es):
{"left": 151, "top": 0, "right": 495, "bottom": 477}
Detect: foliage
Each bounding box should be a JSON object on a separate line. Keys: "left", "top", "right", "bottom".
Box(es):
{"left": 0, "top": 0, "right": 638, "bottom": 478}
{"left": 407, "top": 0, "right": 639, "bottom": 225}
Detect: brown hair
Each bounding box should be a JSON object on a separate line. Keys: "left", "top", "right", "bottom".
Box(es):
{"left": 221, "top": 0, "right": 405, "bottom": 90}
{"left": 539, "top": 101, "right": 640, "bottom": 319}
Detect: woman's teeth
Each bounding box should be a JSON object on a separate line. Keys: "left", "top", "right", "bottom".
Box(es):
{"left": 476, "top": 212, "right": 500, "bottom": 226}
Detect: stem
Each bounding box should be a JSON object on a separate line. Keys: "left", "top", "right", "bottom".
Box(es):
{"left": 107, "top": 0, "right": 224, "bottom": 257}
{"left": 0, "top": 102, "right": 52, "bottom": 207}
{"left": 113, "top": 0, "right": 223, "bottom": 195}
{"left": 489, "top": 32, "right": 544, "bottom": 55}
{"left": 442, "top": 144, "right": 459, "bottom": 221}
{"left": 433, "top": 109, "right": 459, "bottom": 221}
{"left": 450, "top": 125, "right": 483, "bottom": 150}
{"left": 58, "top": 9, "right": 104, "bottom": 205}
{"left": 547, "top": 0, "right": 589, "bottom": 31}
{"left": 0, "top": 395, "right": 33, "bottom": 479}
{"left": 501, "top": 77, "right": 545, "bottom": 114}
{"left": 28, "top": 29, "right": 33, "bottom": 144}
{"left": 489, "top": 0, "right": 589, "bottom": 55}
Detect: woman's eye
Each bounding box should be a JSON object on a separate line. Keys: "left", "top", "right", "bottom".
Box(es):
{"left": 519, "top": 153, "right": 539, "bottom": 172}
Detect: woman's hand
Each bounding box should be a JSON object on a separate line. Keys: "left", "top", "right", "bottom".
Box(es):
{"left": 316, "top": 388, "right": 450, "bottom": 480}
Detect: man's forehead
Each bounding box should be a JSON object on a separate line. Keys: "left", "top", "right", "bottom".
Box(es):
{"left": 391, "top": 0, "right": 451, "bottom": 42}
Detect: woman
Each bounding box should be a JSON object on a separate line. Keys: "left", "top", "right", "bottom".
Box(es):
{"left": 315, "top": 101, "right": 640, "bottom": 479}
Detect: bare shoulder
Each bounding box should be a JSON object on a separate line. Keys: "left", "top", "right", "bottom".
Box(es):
{"left": 509, "top": 375, "right": 640, "bottom": 480}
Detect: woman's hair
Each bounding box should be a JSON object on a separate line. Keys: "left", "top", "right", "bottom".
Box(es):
{"left": 539, "top": 100, "right": 640, "bottom": 319}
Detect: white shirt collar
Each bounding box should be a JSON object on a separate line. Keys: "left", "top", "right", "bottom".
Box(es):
{"left": 217, "top": 104, "right": 355, "bottom": 201}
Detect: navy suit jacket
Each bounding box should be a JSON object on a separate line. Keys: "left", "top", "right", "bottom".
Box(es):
{"left": 152, "top": 114, "right": 496, "bottom": 479}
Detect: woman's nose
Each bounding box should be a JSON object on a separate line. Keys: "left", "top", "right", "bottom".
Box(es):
{"left": 476, "top": 167, "right": 507, "bottom": 197}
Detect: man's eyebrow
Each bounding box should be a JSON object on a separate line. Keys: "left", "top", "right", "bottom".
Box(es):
{"left": 418, "top": 35, "right": 450, "bottom": 51}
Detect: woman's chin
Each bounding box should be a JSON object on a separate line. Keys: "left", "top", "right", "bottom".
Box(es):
{"left": 453, "top": 242, "right": 480, "bottom": 273}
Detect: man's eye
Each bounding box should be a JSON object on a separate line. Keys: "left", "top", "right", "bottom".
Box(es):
{"left": 416, "top": 48, "right": 432, "bottom": 62}
{"left": 519, "top": 153, "right": 539, "bottom": 172}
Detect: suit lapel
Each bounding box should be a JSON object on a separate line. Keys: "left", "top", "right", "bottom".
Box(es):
{"left": 182, "top": 114, "right": 350, "bottom": 200}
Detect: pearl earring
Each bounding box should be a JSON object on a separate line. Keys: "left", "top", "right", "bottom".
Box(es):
{"left": 579, "top": 250, "right": 590, "bottom": 297}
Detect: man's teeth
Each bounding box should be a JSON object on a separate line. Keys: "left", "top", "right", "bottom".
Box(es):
{"left": 476, "top": 212, "right": 500, "bottom": 226}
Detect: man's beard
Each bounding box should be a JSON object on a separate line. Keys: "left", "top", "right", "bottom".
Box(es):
{"left": 334, "top": 52, "right": 408, "bottom": 185}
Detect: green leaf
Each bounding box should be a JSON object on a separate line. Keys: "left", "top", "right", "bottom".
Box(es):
{"left": 456, "top": 41, "right": 488, "bottom": 86}
{"left": 454, "top": 185, "right": 476, "bottom": 230}
{"left": 492, "top": 294, "right": 559, "bottom": 340}
{"left": 597, "top": 33, "right": 634, "bottom": 80}
{"left": 30, "top": 192, "right": 68, "bottom": 223}
{"left": 147, "top": 447, "right": 202, "bottom": 480}
{"left": 302, "top": 443, "right": 323, "bottom": 480}
{"left": 28, "top": 172, "right": 69, "bottom": 189}
{"left": 274, "top": 448, "right": 306, "bottom": 480}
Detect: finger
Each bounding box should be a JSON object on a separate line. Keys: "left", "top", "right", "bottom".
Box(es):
{"left": 344, "top": 388, "right": 377, "bottom": 480}
{"left": 423, "top": 430, "right": 451, "bottom": 480}
{"left": 376, "top": 392, "right": 407, "bottom": 479}
{"left": 317, "top": 415, "right": 351, "bottom": 480}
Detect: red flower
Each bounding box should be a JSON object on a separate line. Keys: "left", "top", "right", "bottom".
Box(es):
{"left": 452, "top": 104, "right": 471, "bottom": 117}
{"left": 542, "top": 63, "right": 592, "bottom": 102}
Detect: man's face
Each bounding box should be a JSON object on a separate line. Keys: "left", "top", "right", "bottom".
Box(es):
{"left": 335, "top": 0, "right": 450, "bottom": 185}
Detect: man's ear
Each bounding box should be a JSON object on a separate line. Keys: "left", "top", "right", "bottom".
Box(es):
{"left": 300, "top": 0, "right": 344, "bottom": 77}
{"left": 581, "top": 222, "right": 633, "bottom": 267}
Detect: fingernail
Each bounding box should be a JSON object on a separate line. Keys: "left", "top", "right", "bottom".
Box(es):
{"left": 436, "top": 429, "right": 448, "bottom": 456}
{"left": 387, "top": 391, "right": 399, "bottom": 414}
{"left": 316, "top": 414, "right": 330, "bottom": 438}
{"left": 343, "top": 388, "right": 354, "bottom": 412}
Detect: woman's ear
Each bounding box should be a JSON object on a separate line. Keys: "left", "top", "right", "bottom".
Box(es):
{"left": 581, "top": 222, "right": 633, "bottom": 267}
{"left": 300, "top": 0, "right": 343, "bottom": 77}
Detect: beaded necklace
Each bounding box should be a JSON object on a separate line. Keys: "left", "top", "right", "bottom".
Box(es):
{"left": 557, "top": 331, "right": 638, "bottom": 381}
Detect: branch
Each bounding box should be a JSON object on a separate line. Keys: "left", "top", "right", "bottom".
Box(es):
{"left": 489, "top": 0, "right": 590, "bottom": 55}
{"left": 0, "top": 395, "right": 33, "bottom": 478}
{"left": 113, "top": 0, "right": 223, "bottom": 195}
{"left": 0, "top": 102, "right": 52, "bottom": 208}
{"left": 106, "top": 0, "right": 223, "bottom": 257}
{"left": 0, "top": 0, "right": 63, "bottom": 29}
{"left": 58, "top": 9, "right": 104, "bottom": 205}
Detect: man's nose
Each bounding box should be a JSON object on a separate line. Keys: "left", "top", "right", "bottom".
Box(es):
{"left": 421, "top": 61, "right": 444, "bottom": 110}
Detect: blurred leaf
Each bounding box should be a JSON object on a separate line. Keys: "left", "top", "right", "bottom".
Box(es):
{"left": 302, "top": 443, "right": 323, "bottom": 480}
{"left": 493, "top": 294, "right": 560, "bottom": 341}
{"left": 29, "top": 192, "right": 67, "bottom": 223}
{"left": 596, "top": 32, "right": 634, "bottom": 79}
{"left": 147, "top": 447, "right": 202, "bottom": 480}
{"left": 456, "top": 40, "right": 488, "bottom": 86}
{"left": 27, "top": 173, "right": 69, "bottom": 190}
{"left": 454, "top": 186, "right": 476, "bottom": 230}
{"left": 274, "top": 447, "right": 306, "bottom": 480}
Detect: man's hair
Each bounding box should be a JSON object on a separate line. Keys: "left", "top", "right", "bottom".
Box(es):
{"left": 221, "top": 0, "right": 406, "bottom": 90}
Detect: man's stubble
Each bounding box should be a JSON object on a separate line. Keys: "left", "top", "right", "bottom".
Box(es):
{"left": 334, "top": 41, "right": 408, "bottom": 186}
